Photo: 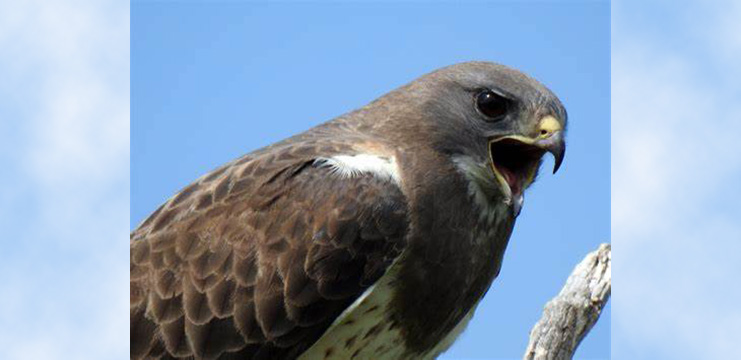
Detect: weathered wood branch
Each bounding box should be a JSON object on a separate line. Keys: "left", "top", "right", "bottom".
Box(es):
{"left": 523, "top": 243, "right": 611, "bottom": 360}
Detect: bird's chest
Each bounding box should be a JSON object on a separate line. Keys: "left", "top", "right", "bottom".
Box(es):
{"left": 300, "top": 180, "right": 514, "bottom": 360}
{"left": 298, "top": 260, "right": 410, "bottom": 360}
{"left": 298, "top": 256, "right": 484, "bottom": 360}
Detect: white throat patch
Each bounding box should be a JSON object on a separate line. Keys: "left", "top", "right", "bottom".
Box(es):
{"left": 452, "top": 155, "right": 503, "bottom": 207}
{"left": 452, "top": 155, "right": 514, "bottom": 224}
{"left": 315, "top": 154, "right": 401, "bottom": 185}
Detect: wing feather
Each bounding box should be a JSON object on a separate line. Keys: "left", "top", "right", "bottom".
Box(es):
{"left": 130, "top": 142, "right": 409, "bottom": 359}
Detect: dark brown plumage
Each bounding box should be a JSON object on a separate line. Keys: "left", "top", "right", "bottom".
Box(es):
{"left": 131, "top": 147, "right": 409, "bottom": 359}
{"left": 131, "top": 61, "right": 567, "bottom": 359}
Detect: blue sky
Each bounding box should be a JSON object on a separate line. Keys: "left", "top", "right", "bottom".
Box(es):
{"left": 612, "top": 1, "right": 741, "bottom": 359}
{"left": 131, "top": 1, "right": 609, "bottom": 359}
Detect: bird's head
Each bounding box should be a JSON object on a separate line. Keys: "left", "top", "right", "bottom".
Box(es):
{"left": 385, "top": 61, "right": 567, "bottom": 212}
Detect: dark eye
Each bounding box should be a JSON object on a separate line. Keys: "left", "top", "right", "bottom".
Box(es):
{"left": 475, "top": 90, "right": 509, "bottom": 121}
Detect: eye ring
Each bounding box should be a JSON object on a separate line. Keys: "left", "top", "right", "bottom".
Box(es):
{"left": 475, "top": 89, "right": 509, "bottom": 121}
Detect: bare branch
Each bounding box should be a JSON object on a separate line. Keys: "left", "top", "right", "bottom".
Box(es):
{"left": 523, "top": 243, "right": 611, "bottom": 360}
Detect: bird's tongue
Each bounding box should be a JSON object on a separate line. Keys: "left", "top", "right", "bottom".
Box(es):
{"left": 499, "top": 167, "right": 521, "bottom": 195}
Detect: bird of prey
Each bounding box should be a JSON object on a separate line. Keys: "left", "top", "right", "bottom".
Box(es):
{"left": 130, "top": 61, "right": 567, "bottom": 360}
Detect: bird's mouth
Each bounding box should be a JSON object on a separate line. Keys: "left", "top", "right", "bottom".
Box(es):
{"left": 488, "top": 137, "right": 546, "bottom": 199}
{"left": 488, "top": 131, "right": 564, "bottom": 201}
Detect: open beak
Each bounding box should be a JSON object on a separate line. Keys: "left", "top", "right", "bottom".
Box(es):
{"left": 487, "top": 116, "right": 565, "bottom": 200}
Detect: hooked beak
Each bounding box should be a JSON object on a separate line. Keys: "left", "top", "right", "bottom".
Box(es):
{"left": 487, "top": 115, "right": 566, "bottom": 199}
{"left": 534, "top": 129, "right": 565, "bottom": 174}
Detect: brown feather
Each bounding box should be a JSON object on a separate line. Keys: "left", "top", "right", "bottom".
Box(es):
{"left": 147, "top": 292, "right": 183, "bottom": 324}
{"left": 183, "top": 274, "right": 214, "bottom": 325}
{"left": 149, "top": 233, "right": 176, "bottom": 252}
{"left": 130, "top": 141, "right": 409, "bottom": 359}
{"left": 185, "top": 317, "right": 245, "bottom": 359}
{"left": 175, "top": 232, "right": 207, "bottom": 261}
{"left": 189, "top": 245, "right": 230, "bottom": 280}
{"left": 130, "top": 308, "right": 157, "bottom": 359}
{"left": 206, "top": 278, "right": 236, "bottom": 318}
{"left": 131, "top": 238, "right": 150, "bottom": 265}
{"left": 154, "top": 270, "right": 180, "bottom": 299}
{"left": 232, "top": 252, "right": 258, "bottom": 288}
{"left": 233, "top": 300, "right": 266, "bottom": 343}
{"left": 161, "top": 316, "right": 192, "bottom": 357}
{"left": 129, "top": 262, "right": 148, "bottom": 281}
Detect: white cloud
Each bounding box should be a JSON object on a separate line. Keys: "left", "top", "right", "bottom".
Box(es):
{"left": 707, "top": 1, "right": 741, "bottom": 76}
{"left": 613, "top": 1, "right": 741, "bottom": 359}
{"left": 0, "top": 1, "right": 128, "bottom": 359}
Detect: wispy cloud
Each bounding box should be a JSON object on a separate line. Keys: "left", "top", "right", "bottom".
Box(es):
{"left": 0, "top": 1, "right": 128, "bottom": 359}
{"left": 613, "top": 1, "right": 741, "bottom": 359}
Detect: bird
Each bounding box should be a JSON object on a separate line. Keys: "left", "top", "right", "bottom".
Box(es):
{"left": 130, "top": 61, "right": 567, "bottom": 360}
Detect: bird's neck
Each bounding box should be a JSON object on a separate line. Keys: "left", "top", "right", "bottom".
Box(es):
{"left": 386, "top": 151, "right": 516, "bottom": 356}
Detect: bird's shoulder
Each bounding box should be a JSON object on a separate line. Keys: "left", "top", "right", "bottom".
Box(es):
{"left": 130, "top": 137, "right": 411, "bottom": 359}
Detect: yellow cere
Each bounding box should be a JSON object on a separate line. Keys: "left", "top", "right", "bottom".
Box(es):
{"left": 537, "top": 115, "right": 561, "bottom": 139}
